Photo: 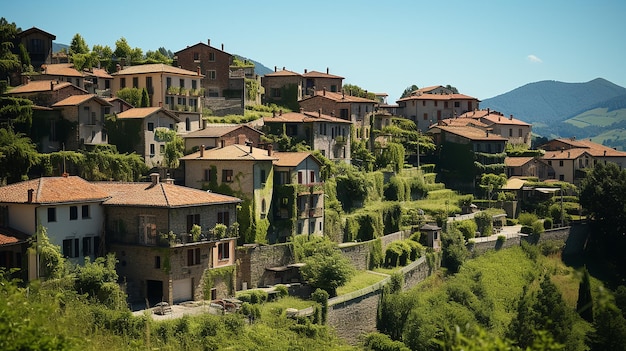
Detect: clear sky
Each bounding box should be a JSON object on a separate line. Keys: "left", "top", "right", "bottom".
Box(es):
{"left": 4, "top": 0, "right": 626, "bottom": 102}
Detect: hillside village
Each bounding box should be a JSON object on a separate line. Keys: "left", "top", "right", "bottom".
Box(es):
{"left": 2, "top": 22, "right": 626, "bottom": 349}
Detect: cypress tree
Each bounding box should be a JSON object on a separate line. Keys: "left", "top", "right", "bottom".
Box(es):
{"left": 577, "top": 266, "right": 593, "bottom": 322}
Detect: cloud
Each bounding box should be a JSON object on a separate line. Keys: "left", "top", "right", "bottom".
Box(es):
{"left": 527, "top": 54, "right": 543, "bottom": 63}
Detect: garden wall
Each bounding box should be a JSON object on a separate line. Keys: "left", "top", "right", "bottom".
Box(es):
{"left": 339, "top": 230, "right": 409, "bottom": 271}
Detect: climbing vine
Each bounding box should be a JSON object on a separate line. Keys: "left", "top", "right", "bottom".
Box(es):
{"left": 202, "top": 265, "right": 236, "bottom": 298}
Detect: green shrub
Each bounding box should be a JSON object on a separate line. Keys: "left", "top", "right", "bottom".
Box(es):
{"left": 497, "top": 235, "right": 506, "bottom": 243}
{"left": 275, "top": 284, "right": 288, "bottom": 298}
{"left": 543, "top": 218, "right": 553, "bottom": 230}
{"left": 520, "top": 226, "right": 533, "bottom": 234}
{"left": 506, "top": 218, "right": 518, "bottom": 226}
{"left": 518, "top": 212, "right": 538, "bottom": 226}
{"left": 474, "top": 212, "right": 492, "bottom": 237}
{"left": 539, "top": 240, "right": 565, "bottom": 256}
{"left": 456, "top": 220, "right": 478, "bottom": 240}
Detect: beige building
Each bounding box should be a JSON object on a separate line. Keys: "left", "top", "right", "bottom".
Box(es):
{"left": 505, "top": 156, "right": 552, "bottom": 180}
{"left": 31, "top": 63, "right": 86, "bottom": 89}
{"left": 183, "top": 124, "right": 263, "bottom": 152}
{"left": 51, "top": 94, "right": 112, "bottom": 150}
{"left": 541, "top": 149, "right": 594, "bottom": 184}
{"left": 397, "top": 85, "right": 480, "bottom": 131}
{"left": 539, "top": 137, "right": 626, "bottom": 169}
{"left": 460, "top": 109, "right": 532, "bottom": 147}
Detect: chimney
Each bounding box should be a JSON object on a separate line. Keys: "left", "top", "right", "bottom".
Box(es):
{"left": 318, "top": 108, "right": 322, "bottom": 118}
{"left": 159, "top": 101, "right": 162, "bottom": 107}
{"left": 249, "top": 143, "right": 253, "bottom": 154}
{"left": 116, "top": 64, "right": 121, "bottom": 72}
{"left": 299, "top": 107, "right": 304, "bottom": 113}
{"left": 221, "top": 44, "right": 224, "bottom": 51}
{"left": 220, "top": 140, "right": 225, "bottom": 148}
{"left": 304, "top": 69, "right": 307, "bottom": 73}
{"left": 274, "top": 66, "right": 277, "bottom": 72}
{"left": 323, "top": 87, "right": 326, "bottom": 96}
{"left": 568, "top": 151, "right": 571, "bottom": 158}
{"left": 267, "top": 144, "right": 273, "bottom": 156}
{"left": 326, "top": 67, "right": 329, "bottom": 74}
{"left": 487, "top": 108, "right": 490, "bottom": 115}
{"left": 50, "top": 81, "right": 53, "bottom": 90}
{"left": 486, "top": 130, "right": 489, "bottom": 137}
{"left": 207, "top": 39, "right": 211, "bottom": 46}
{"left": 282, "top": 66, "right": 285, "bottom": 70}
{"left": 498, "top": 116, "right": 501, "bottom": 121}
{"left": 197, "top": 66, "right": 201, "bottom": 75}
{"left": 27, "top": 189, "right": 34, "bottom": 203}
{"left": 272, "top": 110, "right": 276, "bottom": 117}
{"left": 509, "top": 114, "right": 513, "bottom": 120}
{"left": 279, "top": 110, "right": 282, "bottom": 116}
{"left": 150, "top": 173, "right": 160, "bottom": 185}
{"left": 200, "top": 145, "right": 205, "bottom": 157}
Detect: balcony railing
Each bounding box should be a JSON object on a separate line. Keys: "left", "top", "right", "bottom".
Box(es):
{"left": 298, "top": 207, "right": 323, "bottom": 219}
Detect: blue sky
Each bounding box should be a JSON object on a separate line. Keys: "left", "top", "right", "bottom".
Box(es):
{"left": 5, "top": 0, "right": 626, "bottom": 102}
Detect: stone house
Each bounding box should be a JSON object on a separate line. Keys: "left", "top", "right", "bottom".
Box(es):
{"left": 105, "top": 96, "right": 134, "bottom": 114}
{"left": 84, "top": 68, "right": 113, "bottom": 97}
{"left": 110, "top": 63, "right": 204, "bottom": 119}
{"left": 460, "top": 109, "right": 532, "bottom": 147}
{"left": 7, "top": 79, "right": 88, "bottom": 107}
{"left": 13, "top": 27, "right": 55, "bottom": 74}
{"left": 96, "top": 174, "right": 241, "bottom": 305}
{"left": 540, "top": 149, "right": 594, "bottom": 184}
{"left": 301, "top": 69, "right": 344, "bottom": 97}
{"left": 0, "top": 175, "right": 110, "bottom": 279}
{"left": 0, "top": 227, "right": 30, "bottom": 281}
{"left": 115, "top": 107, "right": 181, "bottom": 167}
{"left": 298, "top": 89, "right": 377, "bottom": 141}
{"left": 261, "top": 68, "right": 303, "bottom": 106}
{"left": 51, "top": 94, "right": 112, "bottom": 150}
{"left": 180, "top": 144, "right": 277, "bottom": 243}
{"left": 174, "top": 40, "right": 232, "bottom": 99}
{"left": 397, "top": 85, "right": 480, "bottom": 131}
{"left": 505, "top": 156, "right": 552, "bottom": 180}
{"left": 30, "top": 63, "right": 86, "bottom": 89}
{"left": 262, "top": 109, "right": 352, "bottom": 163}
{"left": 539, "top": 137, "right": 626, "bottom": 169}
{"left": 183, "top": 124, "right": 264, "bottom": 152}
{"left": 271, "top": 151, "right": 324, "bottom": 242}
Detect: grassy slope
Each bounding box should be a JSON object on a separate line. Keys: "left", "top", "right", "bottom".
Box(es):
{"left": 564, "top": 107, "right": 626, "bottom": 128}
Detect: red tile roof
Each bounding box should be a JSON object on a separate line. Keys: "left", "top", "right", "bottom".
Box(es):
{"left": 273, "top": 152, "right": 320, "bottom": 167}
{"left": 305, "top": 90, "right": 377, "bottom": 103}
{"left": 549, "top": 138, "right": 626, "bottom": 157}
{"left": 0, "top": 227, "right": 29, "bottom": 246}
{"left": 481, "top": 114, "right": 530, "bottom": 126}
{"left": 51, "top": 94, "right": 112, "bottom": 107}
{"left": 96, "top": 181, "right": 240, "bottom": 208}
{"left": 543, "top": 149, "right": 591, "bottom": 160}
{"left": 185, "top": 124, "right": 262, "bottom": 138}
{"left": 0, "top": 176, "right": 110, "bottom": 204}
{"left": 398, "top": 93, "right": 478, "bottom": 102}
{"left": 505, "top": 157, "right": 535, "bottom": 167}
{"left": 302, "top": 70, "right": 344, "bottom": 79}
{"left": 112, "top": 63, "right": 203, "bottom": 77}
{"left": 263, "top": 69, "right": 301, "bottom": 77}
{"left": 87, "top": 68, "right": 113, "bottom": 79}
{"left": 180, "top": 144, "right": 277, "bottom": 161}
{"left": 262, "top": 110, "right": 351, "bottom": 124}
{"left": 431, "top": 125, "right": 507, "bottom": 141}
{"left": 439, "top": 117, "right": 489, "bottom": 128}
{"left": 116, "top": 107, "right": 180, "bottom": 121}
{"left": 41, "top": 63, "right": 84, "bottom": 77}
{"left": 7, "top": 80, "right": 74, "bottom": 94}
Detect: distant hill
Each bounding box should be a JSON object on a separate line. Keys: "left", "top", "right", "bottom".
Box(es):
{"left": 52, "top": 42, "right": 69, "bottom": 53}
{"left": 481, "top": 78, "right": 626, "bottom": 149}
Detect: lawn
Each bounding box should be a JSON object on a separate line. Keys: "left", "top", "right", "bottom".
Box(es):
{"left": 336, "top": 270, "right": 388, "bottom": 295}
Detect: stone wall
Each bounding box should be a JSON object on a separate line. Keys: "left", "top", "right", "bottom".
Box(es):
{"left": 467, "top": 236, "right": 521, "bottom": 256}
{"left": 338, "top": 231, "right": 409, "bottom": 271}
{"left": 236, "top": 243, "right": 294, "bottom": 290}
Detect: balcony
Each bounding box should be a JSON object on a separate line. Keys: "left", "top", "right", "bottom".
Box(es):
{"left": 296, "top": 182, "right": 324, "bottom": 195}
{"left": 298, "top": 207, "right": 323, "bottom": 219}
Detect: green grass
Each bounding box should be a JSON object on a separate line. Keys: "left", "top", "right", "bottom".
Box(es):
{"left": 336, "top": 270, "right": 388, "bottom": 295}
{"left": 564, "top": 107, "right": 626, "bottom": 128}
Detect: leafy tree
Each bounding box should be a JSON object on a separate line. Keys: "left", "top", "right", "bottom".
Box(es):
{"left": 441, "top": 225, "right": 468, "bottom": 273}
{"left": 351, "top": 139, "right": 375, "bottom": 172}
{"left": 0, "top": 96, "right": 33, "bottom": 131}
{"left": 157, "top": 47, "right": 173, "bottom": 59}
{"left": 28, "top": 225, "right": 65, "bottom": 280}
{"left": 69, "top": 33, "right": 89, "bottom": 55}
{"left": 576, "top": 266, "right": 593, "bottom": 322}
{"left": 590, "top": 301, "right": 626, "bottom": 351}
{"left": 444, "top": 84, "right": 459, "bottom": 94}
{"left": 480, "top": 173, "right": 507, "bottom": 201}
{"left": 400, "top": 85, "right": 419, "bottom": 98}
{"left": 0, "top": 18, "right": 20, "bottom": 88}
{"left": 17, "top": 43, "right": 32, "bottom": 72}
{"left": 73, "top": 254, "right": 126, "bottom": 308}
{"left": 113, "top": 37, "right": 132, "bottom": 61}
{"left": 115, "top": 87, "right": 142, "bottom": 107}
{"left": 299, "top": 237, "right": 355, "bottom": 297}
{"left": 0, "top": 127, "right": 38, "bottom": 184}
{"left": 342, "top": 84, "right": 376, "bottom": 100}
{"left": 336, "top": 170, "right": 368, "bottom": 211}
{"left": 376, "top": 142, "right": 405, "bottom": 173}
{"left": 145, "top": 50, "right": 171, "bottom": 63}
{"left": 156, "top": 127, "right": 184, "bottom": 172}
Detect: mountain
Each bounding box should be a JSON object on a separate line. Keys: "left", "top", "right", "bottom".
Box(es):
{"left": 481, "top": 78, "right": 626, "bottom": 124}
{"left": 52, "top": 42, "right": 69, "bottom": 53}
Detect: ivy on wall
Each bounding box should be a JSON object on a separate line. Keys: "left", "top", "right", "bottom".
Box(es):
{"left": 202, "top": 265, "right": 236, "bottom": 298}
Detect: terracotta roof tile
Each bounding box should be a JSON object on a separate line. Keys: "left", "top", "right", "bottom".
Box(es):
{"left": 51, "top": 94, "right": 112, "bottom": 107}
{"left": 552, "top": 138, "right": 626, "bottom": 157}
{"left": 8, "top": 80, "right": 74, "bottom": 94}
{"left": 96, "top": 181, "right": 240, "bottom": 208}
{"left": 301, "top": 70, "right": 344, "bottom": 79}
{"left": 113, "top": 63, "right": 203, "bottom": 77}
{"left": 505, "top": 157, "right": 535, "bottom": 167}
{"left": 263, "top": 111, "right": 351, "bottom": 124}
{"left": 542, "top": 149, "right": 591, "bottom": 160}
{"left": 440, "top": 117, "right": 488, "bottom": 128}
{"left": 116, "top": 107, "right": 179, "bottom": 121}
{"left": 398, "top": 93, "right": 478, "bottom": 102}
{"left": 0, "top": 227, "right": 29, "bottom": 246}
{"left": 431, "top": 125, "right": 507, "bottom": 141}
{"left": 0, "top": 176, "right": 110, "bottom": 204}
{"left": 180, "top": 144, "right": 277, "bottom": 161}
{"left": 41, "top": 63, "right": 84, "bottom": 77}
{"left": 272, "top": 152, "right": 319, "bottom": 167}
{"left": 482, "top": 114, "right": 530, "bottom": 126}
{"left": 185, "top": 125, "right": 262, "bottom": 138}
{"left": 87, "top": 68, "right": 113, "bottom": 79}
{"left": 306, "top": 90, "right": 377, "bottom": 103}
{"left": 263, "top": 69, "right": 301, "bottom": 77}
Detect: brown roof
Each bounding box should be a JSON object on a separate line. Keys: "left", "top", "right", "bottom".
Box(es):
{"left": 7, "top": 80, "right": 74, "bottom": 94}
{"left": 116, "top": 107, "right": 180, "bottom": 121}
{"left": 262, "top": 110, "right": 351, "bottom": 124}
{"left": 17, "top": 27, "right": 56, "bottom": 39}
{"left": 542, "top": 149, "right": 591, "bottom": 160}
{"left": 481, "top": 114, "right": 530, "bottom": 126}
{"left": 263, "top": 69, "right": 301, "bottom": 77}
{"left": 51, "top": 94, "right": 112, "bottom": 107}
{"left": 87, "top": 68, "right": 113, "bottom": 79}
{"left": 431, "top": 125, "right": 507, "bottom": 141}
{"left": 0, "top": 227, "right": 29, "bottom": 246}
{"left": 0, "top": 176, "right": 110, "bottom": 204}
{"left": 398, "top": 93, "right": 478, "bottom": 102}
{"left": 505, "top": 157, "right": 535, "bottom": 167}
{"left": 305, "top": 90, "right": 377, "bottom": 103}
{"left": 113, "top": 63, "right": 203, "bottom": 77}
{"left": 550, "top": 138, "right": 626, "bottom": 157}
{"left": 440, "top": 117, "right": 489, "bottom": 128}
{"left": 41, "top": 63, "right": 84, "bottom": 77}
{"left": 185, "top": 124, "right": 262, "bottom": 138}
{"left": 272, "top": 151, "right": 320, "bottom": 167}
{"left": 180, "top": 144, "right": 277, "bottom": 161}
{"left": 459, "top": 109, "right": 491, "bottom": 119}
{"left": 96, "top": 181, "right": 240, "bottom": 208}
{"left": 302, "top": 70, "right": 344, "bottom": 79}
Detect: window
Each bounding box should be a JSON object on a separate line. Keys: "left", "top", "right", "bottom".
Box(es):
{"left": 260, "top": 169, "right": 266, "bottom": 183}
{"left": 278, "top": 171, "right": 289, "bottom": 185}
{"left": 204, "top": 168, "right": 212, "bottom": 182}
{"left": 147, "top": 122, "right": 154, "bottom": 131}
{"left": 30, "top": 38, "right": 44, "bottom": 53}
{"left": 69, "top": 206, "right": 78, "bottom": 220}
{"left": 120, "top": 78, "right": 126, "bottom": 88}
{"left": 286, "top": 125, "right": 297, "bottom": 136}
{"left": 146, "top": 77, "right": 152, "bottom": 92}
{"left": 187, "top": 248, "right": 201, "bottom": 266}
{"left": 160, "top": 144, "right": 165, "bottom": 154}
{"left": 423, "top": 113, "right": 428, "bottom": 120}
{"left": 444, "top": 101, "right": 449, "bottom": 108}
{"left": 548, "top": 160, "right": 552, "bottom": 166}
{"left": 208, "top": 52, "right": 215, "bottom": 61}
{"left": 518, "top": 129, "right": 523, "bottom": 137}
{"left": 559, "top": 174, "right": 565, "bottom": 181}
{"left": 222, "top": 169, "right": 233, "bottom": 182}
{"left": 218, "top": 242, "right": 230, "bottom": 260}
{"left": 509, "top": 129, "right": 513, "bottom": 137}
{"left": 454, "top": 101, "right": 460, "bottom": 108}
{"left": 340, "top": 109, "right": 349, "bottom": 119}
{"left": 179, "top": 79, "right": 185, "bottom": 88}
{"left": 207, "top": 70, "right": 216, "bottom": 80}
{"left": 63, "top": 238, "right": 79, "bottom": 258}
{"left": 166, "top": 77, "right": 171, "bottom": 88}
{"left": 217, "top": 211, "right": 230, "bottom": 226}
{"left": 185, "top": 117, "right": 191, "bottom": 131}
{"left": 149, "top": 144, "right": 155, "bottom": 157}
{"left": 310, "top": 171, "right": 315, "bottom": 184}
{"left": 48, "top": 207, "right": 56, "bottom": 222}
{"left": 559, "top": 160, "right": 564, "bottom": 167}
{"left": 81, "top": 205, "right": 90, "bottom": 219}
{"left": 192, "top": 80, "right": 197, "bottom": 89}
{"left": 132, "top": 77, "right": 138, "bottom": 88}
{"left": 271, "top": 88, "right": 281, "bottom": 98}
{"left": 193, "top": 52, "right": 200, "bottom": 61}
{"left": 330, "top": 85, "right": 337, "bottom": 92}
{"left": 155, "top": 256, "right": 161, "bottom": 269}
{"left": 298, "top": 171, "right": 303, "bottom": 184}
{"left": 82, "top": 237, "right": 92, "bottom": 256}
{"left": 422, "top": 100, "right": 426, "bottom": 106}
{"left": 186, "top": 214, "right": 200, "bottom": 234}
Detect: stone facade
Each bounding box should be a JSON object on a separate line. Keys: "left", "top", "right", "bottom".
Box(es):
{"left": 236, "top": 243, "right": 294, "bottom": 290}
{"left": 174, "top": 41, "right": 232, "bottom": 98}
